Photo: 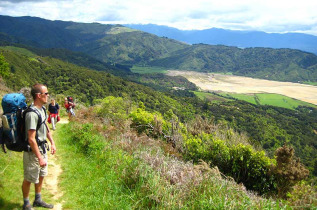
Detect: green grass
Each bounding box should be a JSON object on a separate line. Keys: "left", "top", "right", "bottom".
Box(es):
{"left": 193, "top": 91, "right": 230, "bottom": 103}
{"left": 131, "top": 66, "right": 168, "bottom": 74}
{"left": 219, "top": 93, "right": 317, "bottom": 110}
{"left": 0, "top": 150, "right": 54, "bottom": 209}
{"left": 0, "top": 46, "right": 38, "bottom": 58}
{"left": 55, "top": 123, "right": 138, "bottom": 209}
{"left": 303, "top": 81, "right": 317, "bottom": 86}
{"left": 0, "top": 151, "right": 24, "bottom": 209}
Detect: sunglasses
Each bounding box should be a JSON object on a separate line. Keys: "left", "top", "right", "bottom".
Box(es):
{"left": 36, "top": 92, "right": 49, "bottom": 95}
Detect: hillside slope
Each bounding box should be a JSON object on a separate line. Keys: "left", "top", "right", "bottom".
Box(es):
{"left": 0, "top": 47, "right": 197, "bottom": 120}
{"left": 150, "top": 44, "right": 317, "bottom": 82}
{"left": 0, "top": 15, "right": 187, "bottom": 65}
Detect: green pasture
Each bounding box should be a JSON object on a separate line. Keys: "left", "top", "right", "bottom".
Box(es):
{"left": 193, "top": 91, "right": 230, "bottom": 103}
{"left": 219, "top": 92, "right": 317, "bottom": 110}
{"left": 131, "top": 66, "right": 168, "bottom": 74}
{"left": 0, "top": 46, "right": 37, "bottom": 58}
{"left": 210, "top": 72, "right": 233, "bottom": 75}
{"left": 303, "top": 81, "right": 317, "bottom": 86}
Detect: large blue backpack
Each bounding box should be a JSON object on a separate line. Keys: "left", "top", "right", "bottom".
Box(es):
{"left": 0, "top": 93, "right": 28, "bottom": 152}
{"left": 0, "top": 93, "right": 47, "bottom": 153}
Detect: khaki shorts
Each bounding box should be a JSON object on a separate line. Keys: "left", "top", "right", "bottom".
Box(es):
{"left": 23, "top": 151, "right": 48, "bottom": 184}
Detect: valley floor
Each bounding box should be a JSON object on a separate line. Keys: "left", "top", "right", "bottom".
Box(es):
{"left": 167, "top": 71, "right": 317, "bottom": 105}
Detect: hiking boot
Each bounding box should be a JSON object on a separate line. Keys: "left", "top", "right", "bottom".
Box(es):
{"left": 33, "top": 200, "right": 54, "bottom": 209}
{"left": 22, "top": 203, "right": 32, "bottom": 210}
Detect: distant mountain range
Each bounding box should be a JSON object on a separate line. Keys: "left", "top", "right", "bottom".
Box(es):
{"left": 0, "top": 15, "right": 317, "bottom": 83}
{"left": 125, "top": 24, "right": 317, "bottom": 55}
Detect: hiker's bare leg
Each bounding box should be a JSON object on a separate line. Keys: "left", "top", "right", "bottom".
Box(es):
{"left": 35, "top": 176, "right": 44, "bottom": 194}
{"left": 22, "top": 179, "right": 31, "bottom": 198}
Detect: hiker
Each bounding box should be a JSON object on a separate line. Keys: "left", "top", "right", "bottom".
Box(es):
{"left": 64, "top": 96, "right": 75, "bottom": 120}
{"left": 22, "top": 84, "right": 56, "bottom": 210}
{"left": 48, "top": 99, "right": 59, "bottom": 130}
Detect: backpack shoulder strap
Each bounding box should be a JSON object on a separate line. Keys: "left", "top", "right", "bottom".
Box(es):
{"left": 41, "top": 106, "right": 49, "bottom": 134}
{"left": 24, "top": 106, "right": 46, "bottom": 130}
{"left": 42, "top": 106, "right": 47, "bottom": 120}
{"left": 24, "top": 106, "right": 49, "bottom": 151}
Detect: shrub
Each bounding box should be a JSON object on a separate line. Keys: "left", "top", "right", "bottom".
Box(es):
{"left": 228, "top": 144, "right": 275, "bottom": 194}
{"left": 94, "top": 96, "right": 133, "bottom": 122}
{"left": 286, "top": 181, "right": 317, "bottom": 208}
{"left": 183, "top": 133, "right": 205, "bottom": 161}
{"left": 183, "top": 133, "right": 276, "bottom": 194}
{"left": 129, "top": 108, "right": 171, "bottom": 139}
{"left": 271, "top": 144, "right": 310, "bottom": 198}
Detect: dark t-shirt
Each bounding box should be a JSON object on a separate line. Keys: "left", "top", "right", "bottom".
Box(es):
{"left": 48, "top": 103, "right": 59, "bottom": 114}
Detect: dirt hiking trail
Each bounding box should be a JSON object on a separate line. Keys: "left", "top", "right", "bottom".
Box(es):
{"left": 44, "top": 118, "right": 68, "bottom": 210}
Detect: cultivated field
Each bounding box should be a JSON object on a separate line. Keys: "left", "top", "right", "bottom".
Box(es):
{"left": 166, "top": 71, "right": 317, "bottom": 105}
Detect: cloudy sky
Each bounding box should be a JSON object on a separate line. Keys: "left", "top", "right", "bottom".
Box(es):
{"left": 0, "top": 0, "right": 317, "bottom": 35}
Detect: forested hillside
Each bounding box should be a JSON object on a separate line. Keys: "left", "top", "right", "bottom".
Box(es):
{"left": 0, "top": 15, "right": 187, "bottom": 64}
{"left": 1, "top": 15, "right": 317, "bottom": 83}
{"left": 150, "top": 44, "right": 317, "bottom": 82}
{"left": 0, "top": 48, "right": 196, "bottom": 119}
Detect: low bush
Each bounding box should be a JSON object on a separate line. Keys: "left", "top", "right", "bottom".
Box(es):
{"left": 129, "top": 108, "right": 171, "bottom": 138}
{"left": 94, "top": 96, "right": 133, "bottom": 123}
{"left": 286, "top": 181, "right": 317, "bottom": 208}
{"left": 183, "top": 132, "right": 276, "bottom": 194}
{"left": 227, "top": 144, "right": 276, "bottom": 194}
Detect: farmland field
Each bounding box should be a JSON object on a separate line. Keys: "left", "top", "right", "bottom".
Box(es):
{"left": 167, "top": 71, "right": 317, "bottom": 106}
{"left": 220, "top": 93, "right": 316, "bottom": 109}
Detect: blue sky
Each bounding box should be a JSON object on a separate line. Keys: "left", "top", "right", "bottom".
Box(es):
{"left": 0, "top": 0, "right": 316, "bottom": 35}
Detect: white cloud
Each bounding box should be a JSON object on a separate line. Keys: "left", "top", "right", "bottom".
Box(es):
{"left": 0, "top": 0, "right": 316, "bottom": 35}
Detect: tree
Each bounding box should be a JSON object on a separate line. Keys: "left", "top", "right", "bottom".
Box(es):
{"left": 272, "top": 144, "right": 309, "bottom": 198}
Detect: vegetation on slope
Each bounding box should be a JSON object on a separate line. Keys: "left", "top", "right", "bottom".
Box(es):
{"left": 206, "top": 100, "right": 317, "bottom": 174}
{"left": 53, "top": 99, "right": 314, "bottom": 208}
{"left": 150, "top": 44, "right": 317, "bottom": 82}
{"left": 0, "top": 113, "right": 293, "bottom": 209}
{"left": 0, "top": 49, "right": 196, "bottom": 120}
{"left": 56, "top": 97, "right": 316, "bottom": 207}
{"left": 0, "top": 45, "right": 198, "bottom": 94}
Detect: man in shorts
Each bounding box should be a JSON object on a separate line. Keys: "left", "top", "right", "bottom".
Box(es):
{"left": 22, "top": 84, "right": 56, "bottom": 210}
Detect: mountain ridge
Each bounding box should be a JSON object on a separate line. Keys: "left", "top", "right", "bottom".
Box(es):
{"left": 125, "top": 24, "right": 317, "bottom": 55}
